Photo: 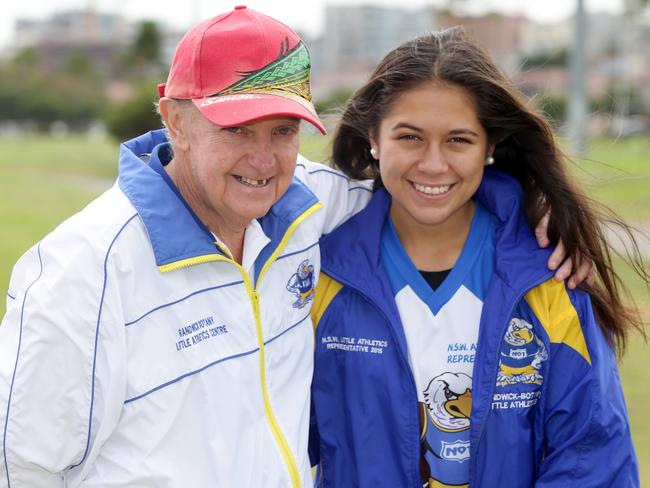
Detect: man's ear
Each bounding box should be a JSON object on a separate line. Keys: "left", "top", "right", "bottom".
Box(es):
{"left": 159, "top": 98, "right": 191, "bottom": 152}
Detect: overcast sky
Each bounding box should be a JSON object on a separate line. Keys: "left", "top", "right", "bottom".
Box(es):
{"left": 0, "top": 0, "right": 624, "bottom": 48}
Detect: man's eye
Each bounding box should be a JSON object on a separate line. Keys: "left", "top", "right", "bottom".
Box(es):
{"left": 224, "top": 126, "right": 243, "bottom": 134}
{"left": 276, "top": 126, "right": 297, "bottom": 136}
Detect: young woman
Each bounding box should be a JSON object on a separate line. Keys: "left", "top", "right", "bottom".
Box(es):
{"left": 309, "top": 28, "right": 643, "bottom": 487}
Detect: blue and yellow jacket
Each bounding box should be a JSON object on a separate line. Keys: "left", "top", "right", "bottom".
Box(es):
{"left": 310, "top": 171, "right": 638, "bottom": 487}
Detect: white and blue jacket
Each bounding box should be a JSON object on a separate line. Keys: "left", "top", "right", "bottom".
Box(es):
{"left": 0, "top": 129, "right": 371, "bottom": 488}
{"left": 310, "top": 171, "right": 638, "bottom": 487}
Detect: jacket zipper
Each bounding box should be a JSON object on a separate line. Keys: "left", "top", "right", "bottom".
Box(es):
{"left": 247, "top": 202, "right": 322, "bottom": 488}
{"left": 469, "top": 271, "right": 553, "bottom": 486}
{"left": 201, "top": 253, "right": 302, "bottom": 487}
{"left": 175, "top": 202, "right": 322, "bottom": 488}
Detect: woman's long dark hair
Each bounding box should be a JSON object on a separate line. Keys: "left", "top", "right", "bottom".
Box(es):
{"left": 331, "top": 27, "right": 647, "bottom": 355}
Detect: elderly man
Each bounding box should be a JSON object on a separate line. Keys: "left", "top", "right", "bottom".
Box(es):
{"left": 0, "top": 6, "right": 583, "bottom": 488}
{"left": 0, "top": 7, "right": 370, "bottom": 487}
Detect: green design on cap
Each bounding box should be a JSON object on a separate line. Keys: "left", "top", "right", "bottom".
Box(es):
{"left": 218, "top": 41, "right": 312, "bottom": 102}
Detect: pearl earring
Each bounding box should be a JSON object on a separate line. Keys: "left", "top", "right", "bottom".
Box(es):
{"left": 370, "top": 148, "right": 378, "bottom": 158}
{"left": 485, "top": 156, "right": 495, "bottom": 166}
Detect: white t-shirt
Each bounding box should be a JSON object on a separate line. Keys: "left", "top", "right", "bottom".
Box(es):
{"left": 380, "top": 201, "right": 497, "bottom": 487}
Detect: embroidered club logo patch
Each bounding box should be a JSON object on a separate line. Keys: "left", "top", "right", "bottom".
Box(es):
{"left": 286, "top": 259, "right": 315, "bottom": 309}
{"left": 496, "top": 318, "right": 547, "bottom": 387}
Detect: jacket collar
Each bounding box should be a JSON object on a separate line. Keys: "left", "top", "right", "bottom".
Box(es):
{"left": 474, "top": 170, "right": 554, "bottom": 290}
{"left": 320, "top": 187, "right": 390, "bottom": 293}
{"left": 118, "top": 129, "right": 319, "bottom": 271}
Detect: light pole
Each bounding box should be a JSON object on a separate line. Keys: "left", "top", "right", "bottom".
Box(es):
{"left": 568, "top": 0, "right": 588, "bottom": 156}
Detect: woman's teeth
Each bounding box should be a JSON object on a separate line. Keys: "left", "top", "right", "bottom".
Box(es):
{"left": 413, "top": 182, "right": 451, "bottom": 195}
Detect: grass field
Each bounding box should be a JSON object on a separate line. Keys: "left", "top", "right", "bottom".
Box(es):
{"left": 1, "top": 133, "right": 649, "bottom": 481}
{"left": 572, "top": 137, "right": 650, "bottom": 222}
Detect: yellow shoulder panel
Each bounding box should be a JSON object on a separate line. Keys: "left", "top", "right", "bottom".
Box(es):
{"left": 311, "top": 273, "right": 343, "bottom": 331}
{"left": 525, "top": 278, "right": 591, "bottom": 365}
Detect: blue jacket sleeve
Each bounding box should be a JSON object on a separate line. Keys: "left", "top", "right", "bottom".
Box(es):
{"left": 535, "top": 289, "right": 639, "bottom": 487}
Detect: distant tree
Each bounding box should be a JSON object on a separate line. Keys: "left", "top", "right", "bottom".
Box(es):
{"left": 592, "top": 86, "right": 646, "bottom": 116}
{"left": 536, "top": 94, "right": 567, "bottom": 128}
{"left": 103, "top": 82, "right": 162, "bottom": 140}
{"left": 133, "top": 21, "right": 163, "bottom": 64}
{"left": 520, "top": 48, "right": 569, "bottom": 70}
{"left": 11, "top": 47, "right": 40, "bottom": 69}
{"left": 101, "top": 21, "right": 167, "bottom": 137}
{"left": 0, "top": 62, "right": 105, "bottom": 130}
{"left": 314, "top": 89, "right": 354, "bottom": 115}
{"left": 119, "top": 21, "right": 165, "bottom": 79}
{"left": 63, "top": 49, "right": 96, "bottom": 78}
{"left": 625, "top": 0, "right": 649, "bottom": 13}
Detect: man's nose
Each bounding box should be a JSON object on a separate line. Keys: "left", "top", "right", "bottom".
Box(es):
{"left": 248, "top": 137, "right": 275, "bottom": 169}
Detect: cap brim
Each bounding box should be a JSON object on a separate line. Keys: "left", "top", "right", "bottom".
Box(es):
{"left": 193, "top": 93, "right": 327, "bottom": 135}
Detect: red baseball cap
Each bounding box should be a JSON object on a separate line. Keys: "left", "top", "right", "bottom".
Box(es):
{"left": 158, "top": 5, "right": 326, "bottom": 134}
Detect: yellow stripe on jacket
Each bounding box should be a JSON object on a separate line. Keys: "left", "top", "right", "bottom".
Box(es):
{"left": 525, "top": 278, "right": 591, "bottom": 365}
{"left": 311, "top": 274, "right": 343, "bottom": 331}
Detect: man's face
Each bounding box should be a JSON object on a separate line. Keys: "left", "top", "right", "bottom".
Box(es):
{"left": 177, "top": 110, "right": 301, "bottom": 234}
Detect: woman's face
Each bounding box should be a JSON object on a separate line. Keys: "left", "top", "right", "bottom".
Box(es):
{"left": 370, "top": 81, "right": 493, "bottom": 235}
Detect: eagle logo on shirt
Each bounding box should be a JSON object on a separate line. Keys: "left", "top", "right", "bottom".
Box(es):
{"left": 423, "top": 372, "right": 472, "bottom": 433}
{"left": 496, "top": 318, "right": 547, "bottom": 386}
{"left": 286, "top": 259, "right": 315, "bottom": 309}
{"left": 419, "top": 372, "right": 472, "bottom": 487}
